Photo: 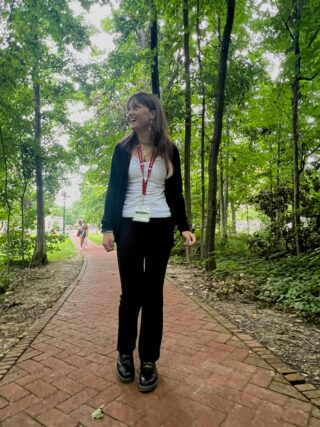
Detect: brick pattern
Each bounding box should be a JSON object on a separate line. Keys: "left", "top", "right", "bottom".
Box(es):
{"left": 0, "top": 234, "right": 318, "bottom": 426}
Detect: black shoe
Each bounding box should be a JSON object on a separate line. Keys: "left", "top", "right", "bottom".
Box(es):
{"left": 138, "top": 362, "right": 158, "bottom": 392}
{"left": 116, "top": 353, "right": 135, "bottom": 383}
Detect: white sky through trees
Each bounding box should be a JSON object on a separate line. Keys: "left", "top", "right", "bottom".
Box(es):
{"left": 56, "top": 2, "right": 115, "bottom": 208}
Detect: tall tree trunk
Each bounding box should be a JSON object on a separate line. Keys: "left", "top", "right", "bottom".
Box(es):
{"left": 0, "top": 127, "right": 12, "bottom": 270}
{"left": 219, "top": 156, "right": 227, "bottom": 241}
{"left": 291, "top": 0, "right": 302, "bottom": 255}
{"left": 196, "top": 0, "right": 207, "bottom": 258}
{"left": 268, "top": 139, "right": 273, "bottom": 193}
{"left": 224, "top": 117, "right": 230, "bottom": 234}
{"left": 205, "top": 0, "right": 235, "bottom": 270}
{"left": 230, "top": 200, "right": 237, "bottom": 233}
{"left": 31, "top": 79, "right": 47, "bottom": 266}
{"left": 20, "top": 178, "right": 28, "bottom": 264}
{"left": 30, "top": 4, "right": 47, "bottom": 266}
{"left": 150, "top": 0, "right": 160, "bottom": 98}
{"left": 220, "top": 115, "right": 230, "bottom": 242}
{"left": 183, "top": 0, "right": 192, "bottom": 227}
{"left": 200, "top": 96, "right": 207, "bottom": 257}
{"left": 276, "top": 125, "right": 281, "bottom": 188}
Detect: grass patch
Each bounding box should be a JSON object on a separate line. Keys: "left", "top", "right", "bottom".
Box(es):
{"left": 48, "top": 236, "right": 77, "bottom": 262}
{"left": 88, "top": 233, "right": 103, "bottom": 245}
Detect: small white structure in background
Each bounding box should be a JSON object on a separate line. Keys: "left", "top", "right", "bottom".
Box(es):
{"left": 45, "top": 216, "right": 63, "bottom": 232}
{"left": 0, "top": 221, "right": 8, "bottom": 233}
{"left": 90, "top": 224, "right": 100, "bottom": 234}
{"left": 236, "top": 220, "right": 262, "bottom": 233}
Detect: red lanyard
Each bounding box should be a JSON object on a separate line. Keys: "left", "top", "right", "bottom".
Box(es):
{"left": 137, "top": 144, "right": 156, "bottom": 196}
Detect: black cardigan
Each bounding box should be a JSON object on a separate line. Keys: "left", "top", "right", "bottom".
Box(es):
{"left": 101, "top": 140, "right": 189, "bottom": 239}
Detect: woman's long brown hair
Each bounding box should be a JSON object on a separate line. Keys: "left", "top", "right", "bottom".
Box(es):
{"left": 121, "top": 92, "right": 173, "bottom": 171}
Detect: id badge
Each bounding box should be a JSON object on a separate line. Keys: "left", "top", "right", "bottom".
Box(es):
{"left": 133, "top": 205, "right": 151, "bottom": 222}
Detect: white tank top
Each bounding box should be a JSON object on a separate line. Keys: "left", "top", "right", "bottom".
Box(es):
{"left": 122, "top": 155, "right": 171, "bottom": 218}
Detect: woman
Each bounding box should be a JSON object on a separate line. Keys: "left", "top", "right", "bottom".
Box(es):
{"left": 78, "top": 220, "right": 88, "bottom": 251}
{"left": 101, "top": 92, "right": 196, "bottom": 393}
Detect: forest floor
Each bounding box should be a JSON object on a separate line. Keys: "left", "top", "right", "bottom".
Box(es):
{"left": 0, "top": 254, "right": 319, "bottom": 391}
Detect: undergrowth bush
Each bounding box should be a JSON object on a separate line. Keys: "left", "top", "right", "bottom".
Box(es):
{"left": 0, "top": 233, "right": 67, "bottom": 297}
{"left": 172, "top": 233, "right": 320, "bottom": 319}
{"left": 0, "top": 271, "right": 13, "bottom": 295}
{"left": 255, "top": 249, "right": 320, "bottom": 317}
{"left": 0, "top": 232, "right": 66, "bottom": 267}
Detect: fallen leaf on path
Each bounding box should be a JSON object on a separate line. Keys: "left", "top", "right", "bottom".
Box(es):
{"left": 91, "top": 405, "right": 104, "bottom": 420}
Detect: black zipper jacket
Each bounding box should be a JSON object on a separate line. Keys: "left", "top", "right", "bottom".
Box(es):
{"left": 101, "top": 139, "right": 189, "bottom": 240}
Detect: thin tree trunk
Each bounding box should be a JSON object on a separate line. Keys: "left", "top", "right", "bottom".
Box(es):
{"left": 220, "top": 115, "right": 230, "bottom": 242}
{"left": 30, "top": 5, "right": 47, "bottom": 266}
{"left": 20, "top": 179, "right": 28, "bottom": 264}
{"left": 268, "top": 139, "right": 273, "bottom": 193}
{"left": 231, "top": 200, "right": 236, "bottom": 233}
{"left": 31, "top": 79, "right": 47, "bottom": 266}
{"left": 276, "top": 125, "right": 281, "bottom": 188}
{"left": 219, "top": 156, "right": 227, "bottom": 240}
{"left": 200, "top": 96, "right": 207, "bottom": 257}
{"left": 205, "top": 0, "right": 235, "bottom": 270}
{"left": 291, "top": 2, "right": 302, "bottom": 255}
{"left": 0, "top": 127, "right": 12, "bottom": 270}
{"left": 150, "top": 0, "right": 160, "bottom": 98}
{"left": 196, "top": 0, "right": 207, "bottom": 258}
{"left": 183, "top": 0, "right": 192, "bottom": 227}
{"left": 224, "top": 117, "right": 230, "bottom": 235}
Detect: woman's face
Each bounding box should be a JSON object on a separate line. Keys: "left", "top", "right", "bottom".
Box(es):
{"left": 127, "top": 101, "right": 155, "bottom": 132}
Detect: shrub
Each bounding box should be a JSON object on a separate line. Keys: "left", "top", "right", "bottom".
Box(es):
{"left": 0, "top": 231, "right": 66, "bottom": 266}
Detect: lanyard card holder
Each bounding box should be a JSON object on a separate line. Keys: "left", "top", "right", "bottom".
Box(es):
{"left": 133, "top": 145, "right": 155, "bottom": 223}
{"left": 133, "top": 205, "right": 151, "bottom": 222}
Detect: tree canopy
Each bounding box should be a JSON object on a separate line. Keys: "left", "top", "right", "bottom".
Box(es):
{"left": 1, "top": 0, "right": 320, "bottom": 280}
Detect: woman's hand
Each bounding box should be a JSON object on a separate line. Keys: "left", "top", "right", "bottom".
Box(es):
{"left": 181, "top": 230, "right": 196, "bottom": 247}
{"left": 102, "top": 232, "right": 115, "bottom": 252}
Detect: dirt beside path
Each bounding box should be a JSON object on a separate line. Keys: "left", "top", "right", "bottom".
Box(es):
{"left": 0, "top": 255, "right": 83, "bottom": 358}
{"left": 0, "top": 254, "right": 319, "bottom": 393}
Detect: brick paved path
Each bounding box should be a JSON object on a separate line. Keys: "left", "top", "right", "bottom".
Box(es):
{"left": 0, "top": 235, "right": 319, "bottom": 426}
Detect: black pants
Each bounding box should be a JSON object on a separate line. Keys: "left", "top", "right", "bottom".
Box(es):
{"left": 116, "top": 217, "right": 174, "bottom": 362}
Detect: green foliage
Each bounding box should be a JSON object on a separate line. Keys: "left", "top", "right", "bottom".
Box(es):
{"left": 255, "top": 250, "right": 320, "bottom": 317}
{"left": 0, "top": 0, "right": 101, "bottom": 266}
{"left": 45, "top": 233, "right": 67, "bottom": 255}
{"left": 248, "top": 181, "right": 320, "bottom": 256}
{"left": 1, "top": 0, "right": 320, "bottom": 314}
{"left": 0, "top": 271, "right": 14, "bottom": 295}
{"left": 173, "top": 234, "right": 320, "bottom": 318}
{"left": 0, "top": 232, "right": 66, "bottom": 266}
{"left": 48, "top": 236, "right": 77, "bottom": 262}
{"left": 171, "top": 230, "right": 189, "bottom": 257}
{"left": 0, "top": 231, "right": 35, "bottom": 265}
{"left": 87, "top": 233, "right": 102, "bottom": 245}
{"left": 249, "top": 186, "right": 292, "bottom": 221}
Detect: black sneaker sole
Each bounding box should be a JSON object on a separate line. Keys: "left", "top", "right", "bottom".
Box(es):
{"left": 138, "top": 376, "right": 159, "bottom": 392}
{"left": 115, "top": 367, "right": 135, "bottom": 384}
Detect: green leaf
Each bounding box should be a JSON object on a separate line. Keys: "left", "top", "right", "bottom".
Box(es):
{"left": 91, "top": 406, "right": 104, "bottom": 420}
